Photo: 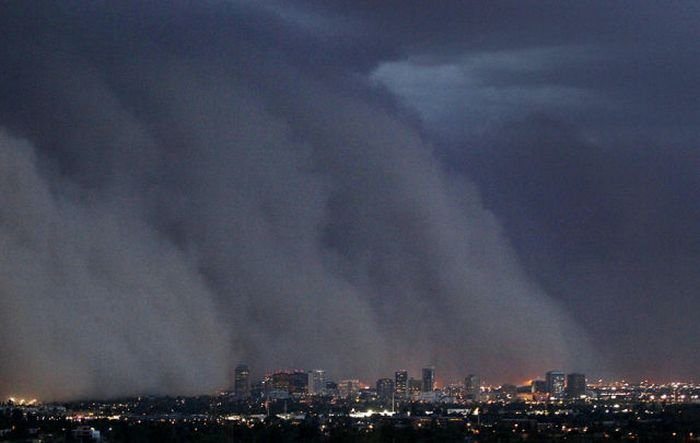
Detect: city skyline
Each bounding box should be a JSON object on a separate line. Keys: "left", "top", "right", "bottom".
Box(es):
{"left": 1, "top": 1, "right": 699, "bottom": 401}
{"left": 206, "top": 363, "right": 696, "bottom": 398}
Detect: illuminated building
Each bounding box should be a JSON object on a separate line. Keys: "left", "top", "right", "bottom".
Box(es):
{"left": 271, "top": 370, "right": 309, "bottom": 396}
{"left": 566, "top": 373, "right": 587, "bottom": 398}
{"left": 546, "top": 371, "right": 566, "bottom": 397}
{"left": 531, "top": 379, "right": 548, "bottom": 401}
{"left": 394, "top": 370, "right": 408, "bottom": 400}
{"left": 325, "top": 381, "right": 339, "bottom": 397}
{"left": 531, "top": 380, "right": 547, "bottom": 393}
{"left": 307, "top": 369, "right": 326, "bottom": 395}
{"left": 422, "top": 367, "right": 435, "bottom": 392}
{"left": 376, "top": 378, "right": 395, "bottom": 404}
{"left": 234, "top": 364, "right": 250, "bottom": 399}
{"left": 338, "top": 379, "right": 360, "bottom": 399}
{"left": 409, "top": 378, "right": 423, "bottom": 398}
{"left": 465, "top": 374, "right": 481, "bottom": 402}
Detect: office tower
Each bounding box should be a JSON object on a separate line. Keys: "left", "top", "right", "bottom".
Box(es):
{"left": 394, "top": 370, "right": 408, "bottom": 400}
{"left": 338, "top": 379, "right": 360, "bottom": 399}
{"left": 271, "top": 370, "right": 309, "bottom": 395}
{"left": 308, "top": 369, "right": 326, "bottom": 395}
{"left": 251, "top": 380, "right": 265, "bottom": 400}
{"left": 376, "top": 378, "right": 395, "bottom": 404}
{"left": 464, "top": 374, "right": 481, "bottom": 402}
{"left": 422, "top": 366, "right": 435, "bottom": 392}
{"left": 545, "top": 371, "right": 566, "bottom": 397}
{"left": 531, "top": 379, "right": 547, "bottom": 393}
{"left": 325, "top": 381, "right": 339, "bottom": 398}
{"left": 234, "top": 364, "right": 250, "bottom": 399}
{"left": 566, "top": 373, "right": 587, "bottom": 398}
{"left": 409, "top": 378, "right": 423, "bottom": 398}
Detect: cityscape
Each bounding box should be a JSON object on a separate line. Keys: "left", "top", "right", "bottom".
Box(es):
{"left": 2, "top": 1, "right": 700, "bottom": 442}
{"left": 3, "top": 366, "right": 700, "bottom": 442}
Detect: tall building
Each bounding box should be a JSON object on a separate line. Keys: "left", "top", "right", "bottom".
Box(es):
{"left": 545, "top": 371, "right": 566, "bottom": 397}
{"left": 271, "top": 370, "right": 309, "bottom": 396}
{"left": 408, "top": 378, "right": 423, "bottom": 398}
{"left": 531, "top": 380, "right": 547, "bottom": 393}
{"left": 422, "top": 367, "right": 435, "bottom": 392}
{"left": 234, "top": 364, "right": 250, "bottom": 399}
{"left": 464, "top": 374, "right": 481, "bottom": 402}
{"left": 325, "top": 381, "right": 339, "bottom": 397}
{"left": 376, "top": 378, "right": 395, "bottom": 404}
{"left": 307, "top": 369, "right": 326, "bottom": 396}
{"left": 394, "top": 370, "right": 408, "bottom": 400}
{"left": 531, "top": 379, "right": 548, "bottom": 402}
{"left": 338, "top": 379, "right": 360, "bottom": 399}
{"left": 566, "top": 373, "right": 587, "bottom": 398}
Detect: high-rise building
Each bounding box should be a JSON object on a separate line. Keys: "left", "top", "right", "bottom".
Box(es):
{"left": 271, "top": 370, "right": 309, "bottom": 396}
{"left": 409, "top": 378, "right": 423, "bottom": 398}
{"left": 566, "top": 373, "right": 587, "bottom": 398}
{"left": 234, "top": 364, "right": 250, "bottom": 399}
{"left": 307, "top": 369, "right": 326, "bottom": 396}
{"left": 338, "top": 379, "right": 360, "bottom": 399}
{"left": 530, "top": 379, "right": 548, "bottom": 402}
{"left": 422, "top": 367, "right": 435, "bottom": 392}
{"left": 531, "top": 380, "right": 547, "bottom": 393}
{"left": 251, "top": 379, "right": 265, "bottom": 400}
{"left": 325, "top": 381, "right": 339, "bottom": 398}
{"left": 545, "top": 371, "right": 566, "bottom": 397}
{"left": 376, "top": 378, "right": 395, "bottom": 404}
{"left": 464, "top": 374, "right": 481, "bottom": 402}
{"left": 394, "top": 370, "right": 408, "bottom": 400}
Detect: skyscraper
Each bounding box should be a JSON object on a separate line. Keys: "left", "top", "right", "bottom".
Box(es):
{"left": 566, "top": 373, "right": 587, "bottom": 398}
{"left": 545, "top": 371, "right": 566, "bottom": 398}
{"left": 376, "top": 378, "right": 395, "bottom": 404}
{"left": 394, "top": 370, "right": 408, "bottom": 400}
{"left": 271, "top": 370, "right": 309, "bottom": 396}
{"left": 422, "top": 366, "right": 435, "bottom": 392}
{"left": 338, "top": 379, "right": 360, "bottom": 399}
{"left": 234, "top": 364, "right": 250, "bottom": 399}
{"left": 464, "top": 374, "right": 481, "bottom": 402}
{"left": 307, "top": 369, "right": 326, "bottom": 396}
{"left": 409, "top": 378, "right": 423, "bottom": 398}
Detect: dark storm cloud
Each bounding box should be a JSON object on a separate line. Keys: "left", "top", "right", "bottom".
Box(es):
{"left": 0, "top": 1, "right": 610, "bottom": 400}
{"left": 367, "top": 1, "right": 700, "bottom": 379}
{"left": 4, "top": 0, "right": 697, "bottom": 399}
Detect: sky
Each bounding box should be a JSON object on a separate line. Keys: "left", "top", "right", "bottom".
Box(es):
{"left": 0, "top": 1, "right": 698, "bottom": 400}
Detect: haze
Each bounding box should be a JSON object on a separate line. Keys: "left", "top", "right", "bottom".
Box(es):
{"left": 0, "top": 1, "right": 698, "bottom": 400}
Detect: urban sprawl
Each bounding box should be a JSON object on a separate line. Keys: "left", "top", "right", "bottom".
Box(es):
{"left": 3, "top": 367, "right": 700, "bottom": 442}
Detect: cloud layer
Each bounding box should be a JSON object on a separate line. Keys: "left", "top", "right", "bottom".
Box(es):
{"left": 1, "top": 1, "right": 665, "bottom": 399}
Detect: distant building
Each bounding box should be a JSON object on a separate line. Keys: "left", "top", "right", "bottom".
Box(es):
{"left": 72, "top": 426, "right": 101, "bottom": 442}
{"left": 546, "top": 371, "right": 566, "bottom": 398}
{"left": 325, "top": 381, "right": 339, "bottom": 398}
{"left": 566, "top": 373, "right": 587, "bottom": 398}
{"left": 530, "top": 379, "right": 548, "bottom": 401}
{"left": 251, "top": 379, "right": 265, "bottom": 399}
{"left": 408, "top": 378, "right": 423, "bottom": 399}
{"left": 531, "top": 380, "right": 547, "bottom": 393}
{"left": 271, "top": 370, "right": 308, "bottom": 396}
{"left": 338, "top": 379, "right": 360, "bottom": 399}
{"left": 420, "top": 391, "right": 438, "bottom": 402}
{"left": 234, "top": 364, "right": 250, "bottom": 399}
{"left": 465, "top": 374, "right": 481, "bottom": 402}
{"left": 394, "top": 370, "right": 408, "bottom": 400}
{"left": 501, "top": 384, "right": 518, "bottom": 400}
{"left": 308, "top": 369, "right": 326, "bottom": 396}
{"left": 422, "top": 367, "right": 435, "bottom": 392}
{"left": 376, "top": 378, "right": 395, "bottom": 404}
